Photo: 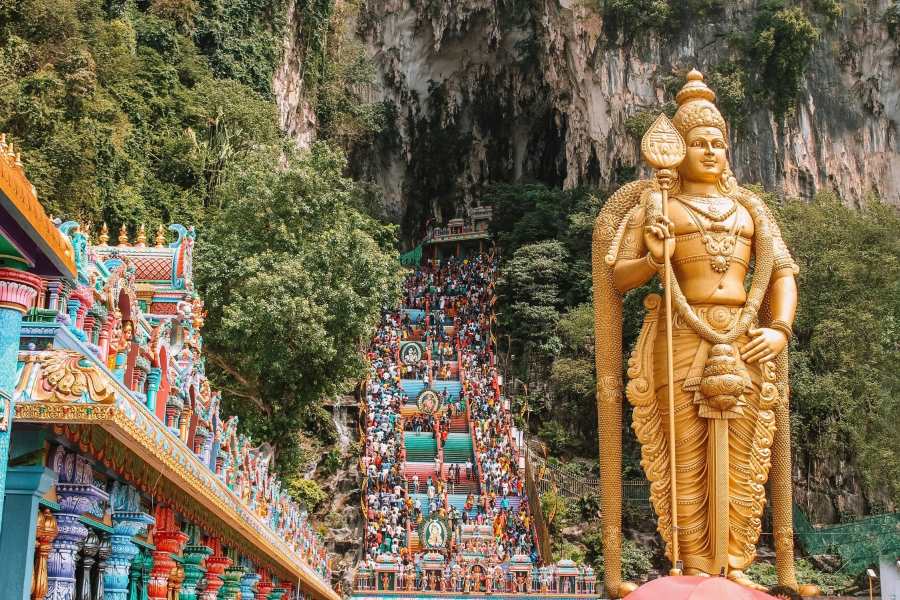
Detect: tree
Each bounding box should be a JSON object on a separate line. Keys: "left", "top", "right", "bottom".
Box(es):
{"left": 497, "top": 240, "right": 569, "bottom": 357}
{"left": 196, "top": 142, "right": 402, "bottom": 475}
{"left": 777, "top": 193, "right": 900, "bottom": 505}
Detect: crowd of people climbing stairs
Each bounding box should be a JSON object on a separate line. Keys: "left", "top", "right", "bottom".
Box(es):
{"left": 359, "top": 252, "right": 540, "bottom": 577}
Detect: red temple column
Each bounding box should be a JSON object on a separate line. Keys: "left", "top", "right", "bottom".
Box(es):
{"left": 148, "top": 505, "right": 188, "bottom": 600}
{"left": 201, "top": 536, "right": 232, "bottom": 600}
{"left": 255, "top": 568, "right": 274, "bottom": 600}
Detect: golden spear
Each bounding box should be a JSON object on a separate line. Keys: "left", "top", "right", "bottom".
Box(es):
{"left": 640, "top": 114, "right": 686, "bottom": 574}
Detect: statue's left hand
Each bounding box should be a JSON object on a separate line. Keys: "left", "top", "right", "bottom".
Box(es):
{"left": 741, "top": 327, "right": 788, "bottom": 364}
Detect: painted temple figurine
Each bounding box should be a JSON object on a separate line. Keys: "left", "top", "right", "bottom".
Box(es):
{"left": 593, "top": 70, "right": 807, "bottom": 596}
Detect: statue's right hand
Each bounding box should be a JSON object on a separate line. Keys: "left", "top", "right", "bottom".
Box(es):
{"left": 643, "top": 214, "right": 675, "bottom": 263}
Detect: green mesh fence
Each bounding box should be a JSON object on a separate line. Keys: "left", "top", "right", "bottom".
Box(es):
{"left": 400, "top": 244, "right": 423, "bottom": 266}
{"left": 793, "top": 505, "right": 900, "bottom": 574}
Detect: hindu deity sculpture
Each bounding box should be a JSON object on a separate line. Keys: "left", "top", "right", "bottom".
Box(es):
{"left": 593, "top": 70, "right": 804, "bottom": 596}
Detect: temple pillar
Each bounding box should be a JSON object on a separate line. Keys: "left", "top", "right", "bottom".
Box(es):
{"left": 45, "top": 280, "right": 63, "bottom": 312}
{"left": 104, "top": 482, "right": 154, "bottom": 600}
{"left": 76, "top": 531, "right": 101, "bottom": 600}
{"left": 145, "top": 368, "right": 161, "bottom": 414}
{"left": 199, "top": 538, "right": 230, "bottom": 600}
{"left": 95, "top": 536, "right": 111, "bottom": 600}
{"left": 31, "top": 507, "right": 58, "bottom": 600}
{"left": 240, "top": 572, "right": 260, "bottom": 600}
{"left": 97, "top": 321, "right": 112, "bottom": 363}
{"left": 167, "top": 563, "right": 184, "bottom": 600}
{"left": 83, "top": 315, "right": 96, "bottom": 344}
{"left": 0, "top": 268, "right": 41, "bottom": 530}
{"left": 267, "top": 587, "right": 285, "bottom": 600}
{"left": 66, "top": 298, "right": 81, "bottom": 331}
{"left": 47, "top": 451, "right": 108, "bottom": 600}
{"left": 220, "top": 566, "right": 243, "bottom": 600}
{"left": 254, "top": 571, "right": 273, "bottom": 600}
{"left": 179, "top": 544, "right": 211, "bottom": 600}
{"left": 128, "top": 548, "right": 153, "bottom": 600}
{"left": 148, "top": 506, "right": 187, "bottom": 600}
{"left": 0, "top": 465, "right": 55, "bottom": 600}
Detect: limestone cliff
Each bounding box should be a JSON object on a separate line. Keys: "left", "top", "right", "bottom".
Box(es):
{"left": 275, "top": 0, "right": 899, "bottom": 232}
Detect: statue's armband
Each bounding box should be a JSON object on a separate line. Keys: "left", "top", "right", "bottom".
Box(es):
{"left": 614, "top": 206, "right": 647, "bottom": 262}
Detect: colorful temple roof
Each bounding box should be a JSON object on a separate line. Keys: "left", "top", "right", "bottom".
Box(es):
{"left": 3, "top": 169, "right": 337, "bottom": 598}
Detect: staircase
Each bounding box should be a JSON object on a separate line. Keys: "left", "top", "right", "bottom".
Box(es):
{"left": 404, "top": 433, "right": 437, "bottom": 462}
{"left": 443, "top": 433, "right": 474, "bottom": 464}
{"left": 399, "top": 379, "right": 462, "bottom": 404}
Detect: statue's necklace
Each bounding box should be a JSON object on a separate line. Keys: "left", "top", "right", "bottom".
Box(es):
{"left": 677, "top": 194, "right": 737, "bottom": 222}
{"left": 678, "top": 197, "right": 740, "bottom": 273}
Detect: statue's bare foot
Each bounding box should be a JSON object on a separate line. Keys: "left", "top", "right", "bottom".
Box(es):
{"left": 616, "top": 581, "right": 639, "bottom": 597}
{"left": 798, "top": 583, "right": 822, "bottom": 597}
{"left": 728, "top": 570, "right": 767, "bottom": 591}
{"left": 684, "top": 568, "right": 711, "bottom": 577}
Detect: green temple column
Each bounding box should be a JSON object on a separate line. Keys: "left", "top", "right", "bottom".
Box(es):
{"left": 146, "top": 367, "right": 161, "bottom": 413}
{"left": 0, "top": 465, "right": 56, "bottom": 600}
{"left": 220, "top": 565, "right": 244, "bottom": 599}
{"left": 267, "top": 587, "right": 285, "bottom": 600}
{"left": 180, "top": 544, "right": 211, "bottom": 600}
{"left": 0, "top": 268, "right": 42, "bottom": 533}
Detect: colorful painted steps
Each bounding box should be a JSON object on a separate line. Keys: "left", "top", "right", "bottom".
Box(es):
{"left": 404, "top": 432, "right": 437, "bottom": 462}
{"left": 443, "top": 433, "right": 474, "bottom": 463}
{"left": 448, "top": 415, "right": 468, "bottom": 433}
{"left": 399, "top": 379, "right": 462, "bottom": 403}
{"left": 410, "top": 494, "right": 478, "bottom": 520}
{"left": 403, "top": 308, "right": 426, "bottom": 323}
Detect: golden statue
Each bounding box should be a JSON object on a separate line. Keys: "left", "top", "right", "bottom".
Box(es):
{"left": 593, "top": 70, "right": 805, "bottom": 596}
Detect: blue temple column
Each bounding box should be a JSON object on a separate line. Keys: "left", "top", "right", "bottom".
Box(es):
{"left": 0, "top": 465, "right": 56, "bottom": 600}
{"left": 0, "top": 267, "right": 42, "bottom": 534}
{"left": 145, "top": 367, "right": 161, "bottom": 413}
{"left": 104, "top": 482, "right": 154, "bottom": 600}
{"left": 47, "top": 449, "right": 108, "bottom": 600}
{"left": 240, "top": 571, "right": 260, "bottom": 600}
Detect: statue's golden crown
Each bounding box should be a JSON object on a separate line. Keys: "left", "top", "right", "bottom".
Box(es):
{"left": 672, "top": 69, "right": 728, "bottom": 139}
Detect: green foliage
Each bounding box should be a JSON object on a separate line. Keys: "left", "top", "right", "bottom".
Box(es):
{"left": 583, "top": 533, "right": 653, "bottom": 582}
{"left": 286, "top": 476, "right": 328, "bottom": 511}
{"left": 601, "top": 0, "right": 723, "bottom": 39}
{"left": 196, "top": 142, "right": 402, "bottom": 475}
{"left": 744, "top": 1, "right": 821, "bottom": 116}
{"left": 498, "top": 240, "right": 568, "bottom": 356}
{"left": 746, "top": 559, "right": 853, "bottom": 595}
{"left": 811, "top": 0, "right": 842, "bottom": 25}
{"left": 885, "top": 0, "right": 900, "bottom": 40}
{"left": 193, "top": 0, "right": 287, "bottom": 96}
{"left": 706, "top": 62, "right": 748, "bottom": 127}
{"left": 777, "top": 193, "right": 900, "bottom": 504}
{"left": 624, "top": 102, "right": 676, "bottom": 140}
{"left": 319, "top": 449, "right": 342, "bottom": 476}
{"left": 540, "top": 489, "right": 569, "bottom": 530}
{"left": 0, "top": 0, "right": 279, "bottom": 226}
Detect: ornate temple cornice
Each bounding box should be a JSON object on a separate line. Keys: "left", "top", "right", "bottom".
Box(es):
{"left": 15, "top": 350, "right": 338, "bottom": 600}
{"left": 0, "top": 137, "right": 76, "bottom": 278}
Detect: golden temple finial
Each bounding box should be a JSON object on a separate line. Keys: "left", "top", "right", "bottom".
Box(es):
{"left": 99, "top": 223, "right": 109, "bottom": 246}
{"left": 0, "top": 134, "right": 7, "bottom": 154}
{"left": 135, "top": 223, "right": 147, "bottom": 247}
{"left": 118, "top": 224, "right": 129, "bottom": 247}
{"left": 83, "top": 222, "right": 92, "bottom": 244}
{"left": 155, "top": 224, "right": 167, "bottom": 248}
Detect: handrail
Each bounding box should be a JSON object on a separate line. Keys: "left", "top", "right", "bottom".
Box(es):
{"left": 524, "top": 446, "right": 553, "bottom": 562}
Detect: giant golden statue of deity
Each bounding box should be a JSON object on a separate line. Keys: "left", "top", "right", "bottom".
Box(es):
{"left": 593, "top": 70, "right": 804, "bottom": 596}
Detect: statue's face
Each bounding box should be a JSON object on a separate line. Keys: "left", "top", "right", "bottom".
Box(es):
{"left": 678, "top": 126, "right": 727, "bottom": 184}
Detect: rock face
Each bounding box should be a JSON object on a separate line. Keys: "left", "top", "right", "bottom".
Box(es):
{"left": 276, "top": 0, "right": 899, "bottom": 231}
